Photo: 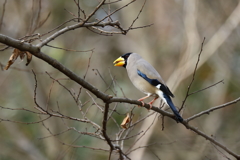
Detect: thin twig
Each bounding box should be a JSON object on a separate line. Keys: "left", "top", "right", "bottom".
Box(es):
{"left": 189, "top": 79, "right": 224, "bottom": 96}
{"left": 0, "top": 62, "right": 47, "bottom": 74}
{"left": 31, "top": 0, "right": 42, "bottom": 33}
{"left": 64, "top": 8, "right": 77, "bottom": 17}
{"left": 92, "top": 68, "right": 108, "bottom": 86}
{"left": 83, "top": 51, "right": 93, "bottom": 79}
{"left": 87, "top": 97, "right": 125, "bottom": 158}
{"left": 182, "top": 120, "right": 240, "bottom": 159}
{"left": 45, "top": 77, "right": 55, "bottom": 111}
{"left": 37, "top": 20, "right": 121, "bottom": 47}
{"left": 126, "top": 0, "right": 147, "bottom": 32}
{"left": 112, "top": 131, "right": 143, "bottom": 142}
{"left": 180, "top": 37, "right": 205, "bottom": 111}
{"left": 104, "top": 0, "right": 122, "bottom": 5}
{"left": 0, "top": 0, "right": 7, "bottom": 32}
{"left": 89, "top": 26, "right": 123, "bottom": 36}
{"left": 127, "top": 141, "right": 176, "bottom": 154}
{"left": 84, "top": 0, "right": 106, "bottom": 23}
{"left": 28, "top": 0, "right": 35, "bottom": 34}
{"left": 46, "top": 44, "right": 94, "bottom": 53}
{"left": 35, "top": 0, "right": 42, "bottom": 30}
{"left": 37, "top": 12, "right": 51, "bottom": 29}
{"left": 40, "top": 18, "right": 79, "bottom": 37}
{"left": 38, "top": 128, "right": 73, "bottom": 140}
{"left": 32, "top": 70, "right": 102, "bottom": 129}
{"left": 46, "top": 72, "right": 77, "bottom": 103}
{"left": 86, "top": 91, "right": 104, "bottom": 112}
{"left": 187, "top": 97, "right": 240, "bottom": 122}
{"left": 102, "top": 103, "right": 115, "bottom": 152}
{"left": 0, "top": 105, "right": 44, "bottom": 115}
{"left": 32, "top": 69, "right": 48, "bottom": 113}
{"left": 130, "top": 23, "right": 154, "bottom": 30}
{"left": 126, "top": 113, "right": 158, "bottom": 154}
{"left": 0, "top": 116, "right": 51, "bottom": 124}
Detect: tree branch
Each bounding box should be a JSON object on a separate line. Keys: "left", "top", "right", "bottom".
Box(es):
{"left": 102, "top": 102, "right": 115, "bottom": 158}
{"left": 1, "top": 13, "right": 240, "bottom": 159}
{"left": 180, "top": 37, "right": 205, "bottom": 111}
{"left": 187, "top": 97, "right": 240, "bottom": 122}
{"left": 182, "top": 121, "right": 240, "bottom": 159}
{"left": 0, "top": 34, "right": 40, "bottom": 53}
{"left": 0, "top": 0, "right": 7, "bottom": 32}
{"left": 36, "top": 20, "right": 121, "bottom": 47}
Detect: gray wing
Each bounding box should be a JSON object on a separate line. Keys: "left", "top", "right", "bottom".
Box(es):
{"left": 136, "top": 58, "right": 166, "bottom": 85}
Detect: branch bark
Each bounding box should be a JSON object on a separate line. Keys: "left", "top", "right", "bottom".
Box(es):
{"left": 3, "top": 1, "right": 240, "bottom": 156}
{"left": 187, "top": 97, "right": 240, "bottom": 122}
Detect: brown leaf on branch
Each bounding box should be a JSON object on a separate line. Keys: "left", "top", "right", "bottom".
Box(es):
{"left": 121, "top": 113, "right": 131, "bottom": 129}
{"left": 25, "top": 51, "right": 32, "bottom": 66}
{"left": 5, "top": 49, "right": 32, "bottom": 70}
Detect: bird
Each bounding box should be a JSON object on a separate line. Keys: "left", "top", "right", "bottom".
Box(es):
{"left": 113, "top": 52, "right": 183, "bottom": 122}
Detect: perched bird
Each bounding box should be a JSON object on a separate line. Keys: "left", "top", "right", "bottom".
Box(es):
{"left": 113, "top": 52, "right": 183, "bottom": 122}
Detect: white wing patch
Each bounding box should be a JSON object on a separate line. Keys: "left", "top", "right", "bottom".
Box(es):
{"left": 156, "top": 84, "right": 161, "bottom": 89}
{"left": 156, "top": 90, "right": 167, "bottom": 104}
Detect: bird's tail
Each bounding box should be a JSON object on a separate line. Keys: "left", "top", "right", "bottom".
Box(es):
{"left": 163, "top": 94, "right": 183, "bottom": 122}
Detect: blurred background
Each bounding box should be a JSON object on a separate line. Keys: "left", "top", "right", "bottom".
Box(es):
{"left": 0, "top": 0, "right": 240, "bottom": 159}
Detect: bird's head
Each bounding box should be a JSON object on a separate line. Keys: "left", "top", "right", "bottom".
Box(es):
{"left": 113, "top": 52, "right": 132, "bottom": 68}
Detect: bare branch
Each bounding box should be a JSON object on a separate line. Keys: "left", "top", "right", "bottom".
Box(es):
{"left": 0, "top": 116, "right": 51, "bottom": 125}
{"left": 73, "top": 0, "right": 81, "bottom": 21}
{"left": 102, "top": 103, "right": 114, "bottom": 148}
{"left": 40, "top": 18, "right": 78, "bottom": 37}
{"left": 32, "top": 70, "right": 102, "bottom": 130}
{"left": 188, "top": 79, "right": 224, "bottom": 96}
{"left": 180, "top": 37, "right": 205, "bottom": 111}
{"left": 46, "top": 44, "right": 94, "bottom": 53}
{"left": 182, "top": 121, "right": 240, "bottom": 159}
{"left": 126, "top": 113, "right": 158, "bottom": 154}
{"left": 84, "top": 0, "right": 106, "bottom": 23}
{"left": 112, "top": 131, "right": 144, "bottom": 142}
{"left": 0, "top": 105, "right": 43, "bottom": 115}
{"left": 0, "top": 62, "right": 47, "bottom": 74}
{"left": 126, "top": 0, "right": 147, "bottom": 32}
{"left": 128, "top": 141, "right": 176, "bottom": 154}
{"left": 88, "top": 26, "right": 123, "bottom": 36}
{"left": 187, "top": 97, "right": 240, "bottom": 122}
{"left": 36, "top": 11, "right": 51, "bottom": 29}
{"left": 36, "top": 20, "right": 121, "bottom": 47}
{"left": 0, "top": 0, "right": 7, "bottom": 32}
{"left": 1, "top": 2, "right": 240, "bottom": 159}
{"left": 129, "top": 23, "right": 154, "bottom": 30}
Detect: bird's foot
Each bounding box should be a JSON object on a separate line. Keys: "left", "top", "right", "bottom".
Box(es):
{"left": 147, "top": 103, "right": 153, "bottom": 110}
{"left": 137, "top": 101, "right": 151, "bottom": 111}
{"left": 137, "top": 100, "right": 145, "bottom": 107}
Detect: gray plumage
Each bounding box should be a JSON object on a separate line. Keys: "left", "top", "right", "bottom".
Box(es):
{"left": 126, "top": 53, "right": 166, "bottom": 97}
{"left": 113, "top": 52, "right": 183, "bottom": 122}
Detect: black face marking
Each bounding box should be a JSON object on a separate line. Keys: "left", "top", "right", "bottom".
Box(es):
{"left": 121, "top": 53, "right": 132, "bottom": 68}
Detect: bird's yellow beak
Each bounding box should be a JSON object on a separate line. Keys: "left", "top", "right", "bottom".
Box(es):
{"left": 113, "top": 57, "right": 125, "bottom": 66}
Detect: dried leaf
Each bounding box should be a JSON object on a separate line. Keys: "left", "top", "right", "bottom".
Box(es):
{"left": 5, "top": 49, "right": 32, "bottom": 70}
{"left": 26, "top": 51, "right": 32, "bottom": 66}
{"left": 19, "top": 51, "right": 25, "bottom": 60}
{"left": 5, "top": 49, "right": 21, "bottom": 70}
{"left": 121, "top": 113, "right": 131, "bottom": 129}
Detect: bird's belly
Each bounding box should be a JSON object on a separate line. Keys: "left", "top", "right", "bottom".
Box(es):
{"left": 132, "top": 77, "right": 158, "bottom": 96}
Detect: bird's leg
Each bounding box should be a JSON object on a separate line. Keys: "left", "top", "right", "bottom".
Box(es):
{"left": 147, "top": 97, "right": 159, "bottom": 109}
{"left": 137, "top": 95, "right": 150, "bottom": 107}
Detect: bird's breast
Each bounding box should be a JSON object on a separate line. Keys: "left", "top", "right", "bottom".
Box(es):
{"left": 128, "top": 70, "right": 158, "bottom": 96}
